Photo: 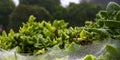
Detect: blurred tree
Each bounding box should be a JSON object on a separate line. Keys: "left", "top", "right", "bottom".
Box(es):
{"left": 7, "top": 0, "right": 102, "bottom": 31}
{"left": 8, "top": 4, "right": 52, "bottom": 32}
{"left": 19, "top": 0, "right": 60, "bottom": 14}
{"left": 82, "top": 0, "right": 120, "bottom": 7}
{"left": 0, "top": 0, "right": 15, "bottom": 30}
{"left": 65, "top": 2, "right": 102, "bottom": 26}
{"left": 52, "top": 5, "right": 67, "bottom": 20}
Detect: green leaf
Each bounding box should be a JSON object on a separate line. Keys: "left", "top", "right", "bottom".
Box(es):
{"left": 85, "top": 21, "right": 93, "bottom": 26}
{"left": 45, "top": 22, "right": 56, "bottom": 32}
{"left": 35, "top": 48, "right": 45, "bottom": 55}
{"left": 64, "top": 42, "right": 75, "bottom": 52}
{"left": 96, "top": 10, "right": 108, "bottom": 20}
{"left": 116, "top": 11, "right": 120, "bottom": 21}
{"left": 8, "top": 29, "right": 15, "bottom": 37}
{"left": 99, "top": 20, "right": 120, "bottom": 28}
{"left": 88, "top": 28, "right": 108, "bottom": 39}
{"left": 28, "top": 15, "right": 36, "bottom": 23}
{"left": 104, "top": 52, "right": 110, "bottom": 60}
{"left": 80, "top": 29, "right": 87, "bottom": 39}
{"left": 106, "top": 44, "right": 118, "bottom": 55}
{"left": 2, "top": 30, "right": 7, "bottom": 37}
{"left": 83, "top": 54, "right": 96, "bottom": 60}
{"left": 53, "top": 20, "right": 68, "bottom": 29}
{"left": 106, "top": 2, "right": 120, "bottom": 15}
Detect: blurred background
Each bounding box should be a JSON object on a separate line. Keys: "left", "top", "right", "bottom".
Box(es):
{"left": 0, "top": 0, "right": 120, "bottom": 33}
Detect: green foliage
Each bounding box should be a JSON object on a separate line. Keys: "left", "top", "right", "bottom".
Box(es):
{"left": 8, "top": 4, "right": 52, "bottom": 32}
{"left": 0, "top": 0, "right": 15, "bottom": 14}
{"left": 19, "top": 0, "right": 60, "bottom": 13}
{"left": 96, "top": 2, "right": 120, "bottom": 21}
{"left": 82, "top": 2, "right": 120, "bottom": 60}
{"left": 7, "top": 15, "right": 71, "bottom": 54}
{"left": 96, "top": 10, "right": 108, "bottom": 20}
{"left": 52, "top": 6, "right": 67, "bottom": 20}
{"left": 19, "top": 0, "right": 61, "bottom": 24}
{"left": 0, "top": 0, "right": 15, "bottom": 29}
{"left": 97, "top": 44, "right": 120, "bottom": 60}
{"left": 106, "top": 44, "right": 118, "bottom": 55}
{"left": 18, "top": 15, "right": 77, "bottom": 54}
{"left": 0, "top": 29, "right": 17, "bottom": 50}
{"left": 0, "top": 15, "right": 104, "bottom": 55}
{"left": 85, "top": 21, "right": 93, "bottom": 26}
{"left": 88, "top": 28, "right": 109, "bottom": 39}
{"left": 83, "top": 54, "right": 96, "bottom": 60}
{"left": 80, "top": 29, "right": 88, "bottom": 40}
{"left": 96, "top": 2, "right": 120, "bottom": 38}
{"left": 0, "top": 2, "right": 120, "bottom": 60}
{"left": 98, "top": 20, "right": 120, "bottom": 28}
{"left": 64, "top": 42, "right": 78, "bottom": 52}
{"left": 53, "top": 20, "right": 68, "bottom": 29}
{"left": 65, "top": 2, "right": 102, "bottom": 26}
{"left": 106, "top": 2, "right": 120, "bottom": 15}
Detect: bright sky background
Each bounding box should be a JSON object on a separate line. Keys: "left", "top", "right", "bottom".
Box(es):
{"left": 60, "top": 0, "right": 80, "bottom": 7}
{"left": 12, "top": 0, "right": 19, "bottom": 6}
{"left": 12, "top": 0, "right": 81, "bottom": 7}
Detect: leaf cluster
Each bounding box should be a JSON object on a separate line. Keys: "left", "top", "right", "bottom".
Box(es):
{"left": 0, "top": 2, "right": 120, "bottom": 58}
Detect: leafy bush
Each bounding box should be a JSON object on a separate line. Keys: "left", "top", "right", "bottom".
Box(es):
{"left": 1, "top": 15, "right": 105, "bottom": 55}
{"left": 96, "top": 2, "right": 120, "bottom": 38}
{"left": 64, "top": 2, "right": 102, "bottom": 26}
{"left": 0, "top": 2, "right": 120, "bottom": 60}
{"left": 19, "top": 0, "right": 60, "bottom": 13}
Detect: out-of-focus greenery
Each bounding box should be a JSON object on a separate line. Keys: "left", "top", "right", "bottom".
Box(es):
{"left": 64, "top": 2, "right": 101, "bottom": 26}
{"left": 83, "top": 0, "right": 120, "bottom": 7}
{"left": 8, "top": 4, "right": 52, "bottom": 32}
{"left": 20, "top": 1, "right": 102, "bottom": 27}
{"left": 83, "top": 54, "right": 96, "bottom": 60}
{"left": 19, "top": 0, "right": 60, "bottom": 14}
{"left": 0, "top": 0, "right": 102, "bottom": 32}
{"left": 0, "top": 0, "right": 15, "bottom": 29}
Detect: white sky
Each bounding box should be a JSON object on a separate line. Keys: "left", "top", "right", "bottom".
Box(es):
{"left": 12, "top": 0, "right": 80, "bottom": 7}
{"left": 60, "top": 0, "right": 80, "bottom": 7}
{"left": 12, "top": 0, "right": 19, "bottom": 6}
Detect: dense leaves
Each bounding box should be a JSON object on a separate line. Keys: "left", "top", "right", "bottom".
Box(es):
{"left": 0, "top": 15, "right": 103, "bottom": 55}
{"left": 0, "top": 2, "right": 120, "bottom": 60}
{"left": 64, "top": 2, "right": 101, "bottom": 26}
{"left": 96, "top": 2, "right": 120, "bottom": 38}
{"left": 19, "top": 0, "right": 60, "bottom": 13}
